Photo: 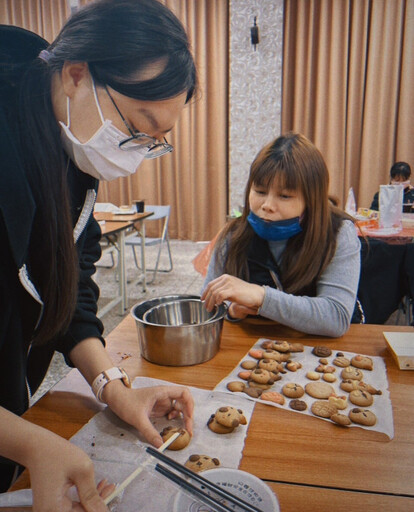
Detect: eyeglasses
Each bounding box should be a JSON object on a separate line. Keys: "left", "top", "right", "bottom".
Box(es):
{"left": 104, "top": 85, "right": 173, "bottom": 159}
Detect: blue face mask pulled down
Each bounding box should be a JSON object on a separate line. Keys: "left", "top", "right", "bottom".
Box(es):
{"left": 247, "top": 211, "right": 302, "bottom": 241}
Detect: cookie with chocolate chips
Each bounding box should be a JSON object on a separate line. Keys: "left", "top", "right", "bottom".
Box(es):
{"left": 349, "top": 408, "right": 377, "bottom": 426}
{"left": 185, "top": 454, "right": 221, "bottom": 473}
{"left": 160, "top": 426, "right": 191, "bottom": 450}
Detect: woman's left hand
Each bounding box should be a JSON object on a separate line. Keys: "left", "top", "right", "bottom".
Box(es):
{"left": 228, "top": 302, "right": 258, "bottom": 319}
{"left": 201, "top": 274, "right": 265, "bottom": 313}
{"left": 102, "top": 384, "right": 194, "bottom": 448}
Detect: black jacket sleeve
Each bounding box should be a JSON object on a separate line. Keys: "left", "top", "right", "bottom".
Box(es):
{"left": 56, "top": 212, "right": 105, "bottom": 364}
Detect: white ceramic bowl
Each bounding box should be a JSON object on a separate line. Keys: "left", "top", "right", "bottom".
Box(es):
{"left": 173, "top": 467, "right": 280, "bottom": 512}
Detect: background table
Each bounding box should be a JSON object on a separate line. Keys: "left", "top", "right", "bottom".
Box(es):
{"left": 95, "top": 211, "right": 152, "bottom": 316}
{"left": 8, "top": 318, "right": 414, "bottom": 511}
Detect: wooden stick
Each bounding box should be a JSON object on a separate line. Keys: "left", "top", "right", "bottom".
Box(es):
{"left": 103, "top": 431, "right": 180, "bottom": 505}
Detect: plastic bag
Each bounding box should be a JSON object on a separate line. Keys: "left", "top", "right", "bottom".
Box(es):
{"left": 345, "top": 187, "right": 357, "bottom": 216}
{"left": 379, "top": 185, "right": 403, "bottom": 229}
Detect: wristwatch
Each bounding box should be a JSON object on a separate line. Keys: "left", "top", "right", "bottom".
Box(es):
{"left": 91, "top": 367, "right": 131, "bottom": 403}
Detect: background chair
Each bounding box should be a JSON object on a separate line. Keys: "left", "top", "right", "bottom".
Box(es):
{"left": 125, "top": 205, "right": 173, "bottom": 284}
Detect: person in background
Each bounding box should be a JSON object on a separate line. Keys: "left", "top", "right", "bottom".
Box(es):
{"left": 202, "top": 133, "right": 361, "bottom": 338}
{"left": 370, "top": 161, "right": 414, "bottom": 211}
{"left": 0, "top": 0, "right": 196, "bottom": 509}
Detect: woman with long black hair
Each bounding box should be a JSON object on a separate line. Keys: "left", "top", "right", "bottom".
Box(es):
{"left": 0, "top": 0, "right": 197, "bottom": 508}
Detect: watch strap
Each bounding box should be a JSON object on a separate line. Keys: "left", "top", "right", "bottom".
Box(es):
{"left": 91, "top": 367, "right": 131, "bottom": 403}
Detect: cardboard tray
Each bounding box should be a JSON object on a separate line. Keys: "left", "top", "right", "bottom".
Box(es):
{"left": 383, "top": 332, "right": 414, "bottom": 370}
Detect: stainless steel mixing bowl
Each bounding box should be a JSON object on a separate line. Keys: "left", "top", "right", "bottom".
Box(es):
{"left": 131, "top": 295, "right": 227, "bottom": 366}
{"left": 143, "top": 299, "right": 219, "bottom": 326}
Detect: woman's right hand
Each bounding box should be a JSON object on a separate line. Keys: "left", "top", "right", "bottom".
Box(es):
{"left": 27, "top": 430, "right": 113, "bottom": 511}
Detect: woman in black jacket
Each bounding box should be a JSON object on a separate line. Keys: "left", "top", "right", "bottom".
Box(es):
{"left": 0, "top": 0, "right": 196, "bottom": 508}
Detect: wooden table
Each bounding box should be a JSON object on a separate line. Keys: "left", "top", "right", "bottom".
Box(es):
{"left": 8, "top": 318, "right": 414, "bottom": 511}
{"left": 95, "top": 211, "right": 152, "bottom": 317}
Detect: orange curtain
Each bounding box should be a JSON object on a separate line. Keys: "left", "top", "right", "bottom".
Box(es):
{"left": 0, "top": 0, "right": 70, "bottom": 42}
{"left": 282, "top": 0, "right": 414, "bottom": 210}
{"left": 1, "top": 0, "right": 229, "bottom": 241}
{"left": 96, "top": 0, "right": 229, "bottom": 241}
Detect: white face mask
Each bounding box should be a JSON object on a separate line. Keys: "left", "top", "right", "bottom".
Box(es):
{"left": 60, "top": 81, "right": 147, "bottom": 181}
{"left": 390, "top": 179, "right": 410, "bottom": 188}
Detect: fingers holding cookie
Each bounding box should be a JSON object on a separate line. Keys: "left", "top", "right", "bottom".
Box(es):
{"left": 160, "top": 426, "right": 191, "bottom": 450}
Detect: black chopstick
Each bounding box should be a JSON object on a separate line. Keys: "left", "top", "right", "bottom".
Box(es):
{"left": 155, "top": 463, "right": 234, "bottom": 512}
{"left": 146, "top": 446, "right": 265, "bottom": 512}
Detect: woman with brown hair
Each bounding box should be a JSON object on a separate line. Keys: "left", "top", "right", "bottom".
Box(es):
{"left": 202, "top": 133, "right": 361, "bottom": 337}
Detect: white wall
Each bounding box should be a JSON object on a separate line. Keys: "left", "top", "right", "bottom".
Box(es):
{"left": 229, "top": 0, "right": 284, "bottom": 213}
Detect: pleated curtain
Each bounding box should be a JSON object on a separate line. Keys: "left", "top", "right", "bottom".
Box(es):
{"left": 1, "top": 0, "right": 229, "bottom": 241}
{"left": 282, "top": 0, "right": 414, "bottom": 210}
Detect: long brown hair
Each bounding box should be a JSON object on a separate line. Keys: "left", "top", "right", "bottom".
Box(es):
{"left": 217, "top": 132, "right": 353, "bottom": 294}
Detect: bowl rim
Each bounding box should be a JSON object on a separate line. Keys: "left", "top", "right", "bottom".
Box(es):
{"left": 142, "top": 298, "right": 219, "bottom": 326}
{"left": 130, "top": 295, "right": 227, "bottom": 328}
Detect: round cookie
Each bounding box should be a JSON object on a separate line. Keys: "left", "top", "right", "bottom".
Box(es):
{"left": 184, "top": 454, "right": 220, "bottom": 473}
{"left": 351, "top": 355, "right": 373, "bottom": 371}
{"left": 349, "top": 389, "right": 374, "bottom": 407}
{"left": 241, "top": 360, "right": 257, "bottom": 370}
{"left": 160, "top": 426, "right": 191, "bottom": 450}
{"left": 289, "top": 342, "right": 304, "bottom": 353}
{"left": 249, "top": 349, "right": 264, "bottom": 359}
{"left": 244, "top": 386, "right": 263, "bottom": 398}
{"left": 238, "top": 370, "right": 252, "bottom": 381}
{"left": 214, "top": 406, "right": 247, "bottom": 428}
{"left": 260, "top": 391, "right": 285, "bottom": 405}
{"left": 305, "top": 381, "right": 335, "bottom": 399}
{"left": 260, "top": 340, "right": 275, "bottom": 349}
{"left": 349, "top": 408, "right": 377, "bottom": 426}
{"left": 312, "top": 346, "right": 332, "bottom": 357}
{"left": 207, "top": 416, "right": 234, "bottom": 434}
{"left": 311, "top": 400, "right": 337, "bottom": 418}
{"left": 341, "top": 367, "right": 364, "bottom": 381}
{"left": 333, "top": 355, "right": 351, "bottom": 367}
{"left": 248, "top": 381, "right": 272, "bottom": 390}
{"left": 258, "top": 358, "right": 281, "bottom": 373}
{"left": 306, "top": 371, "right": 320, "bottom": 381}
{"left": 282, "top": 383, "right": 305, "bottom": 398}
{"left": 340, "top": 379, "right": 361, "bottom": 392}
{"left": 323, "top": 373, "right": 337, "bottom": 383}
{"left": 272, "top": 340, "right": 291, "bottom": 352}
{"left": 289, "top": 399, "right": 307, "bottom": 411}
{"left": 262, "top": 349, "right": 284, "bottom": 362}
{"left": 249, "top": 368, "right": 274, "bottom": 384}
{"left": 331, "top": 413, "right": 351, "bottom": 426}
{"left": 226, "top": 381, "right": 245, "bottom": 393}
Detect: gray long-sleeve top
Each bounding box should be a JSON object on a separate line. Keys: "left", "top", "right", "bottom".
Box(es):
{"left": 202, "top": 220, "right": 361, "bottom": 337}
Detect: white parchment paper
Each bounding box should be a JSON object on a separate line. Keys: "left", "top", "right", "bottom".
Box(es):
{"left": 69, "top": 377, "right": 255, "bottom": 511}
{"left": 213, "top": 339, "right": 394, "bottom": 439}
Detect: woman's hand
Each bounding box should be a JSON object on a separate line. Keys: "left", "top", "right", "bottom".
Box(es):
{"left": 201, "top": 274, "right": 265, "bottom": 313}
{"left": 102, "top": 384, "right": 194, "bottom": 448}
{"left": 28, "top": 430, "right": 114, "bottom": 512}
{"left": 227, "top": 302, "right": 258, "bottom": 320}
{"left": 0, "top": 408, "right": 114, "bottom": 512}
